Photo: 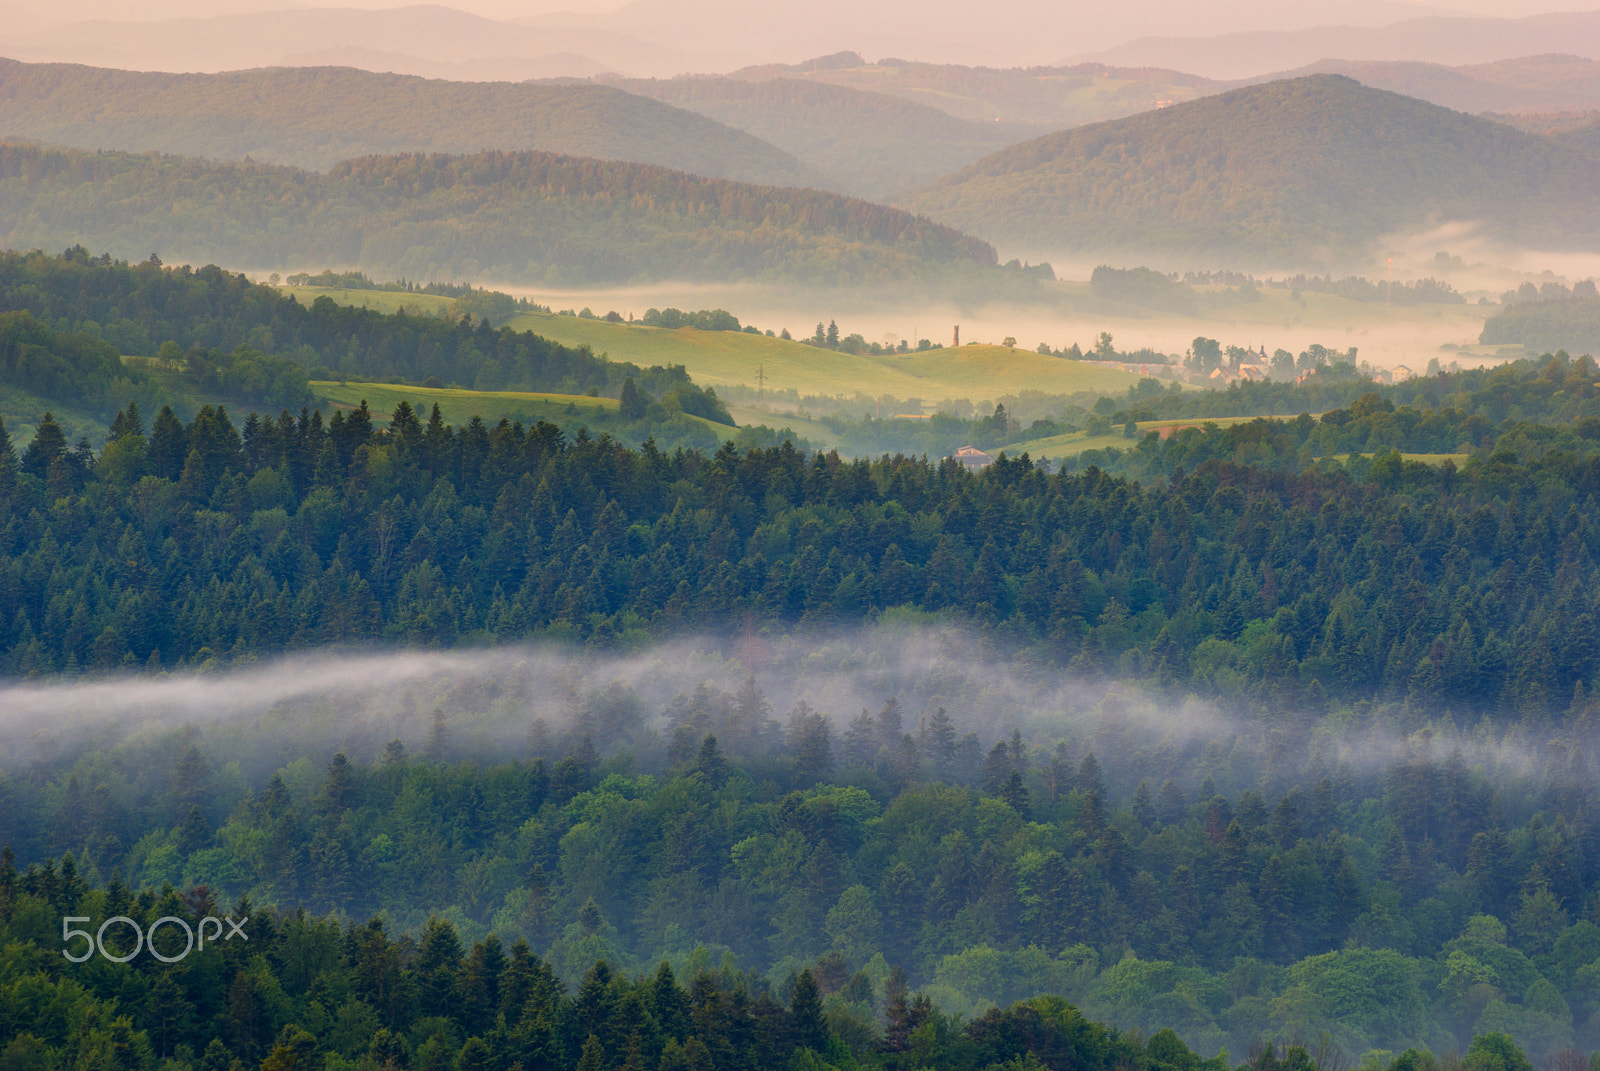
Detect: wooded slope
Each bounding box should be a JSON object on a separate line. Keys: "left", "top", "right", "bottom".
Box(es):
{"left": 897, "top": 75, "right": 1600, "bottom": 265}
{"left": 0, "top": 59, "right": 816, "bottom": 186}
{"left": 0, "top": 142, "right": 996, "bottom": 286}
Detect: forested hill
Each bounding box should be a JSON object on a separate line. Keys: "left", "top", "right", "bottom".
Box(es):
{"left": 896, "top": 75, "right": 1600, "bottom": 265}
{"left": 0, "top": 247, "right": 736, "bottom": 448}
{"left": 0, "top": 59, "right": 818, "bottom": 186}
{"left": 0, "top": 143, "right": 997, "bottom": 286}
{"left": 7, "top": 349, "right": 1600, "bottom": 720}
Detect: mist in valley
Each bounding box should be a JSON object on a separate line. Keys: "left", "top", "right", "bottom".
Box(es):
{"left": 4, "top": 2, "right": 1600, "bottom": 1065}
{"left": 0, "top": 624, "right": 1573, "bottom": 803}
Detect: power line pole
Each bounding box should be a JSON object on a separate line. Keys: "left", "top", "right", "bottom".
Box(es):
{"left": 755, "top": 365, "right": 766, "bottom": 393}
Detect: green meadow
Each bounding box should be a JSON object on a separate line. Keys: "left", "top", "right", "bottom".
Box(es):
{"left": 1005, "top": 416, "right": 1470, "bottom": 467}
{"left": 1001, "top": 415, "right": 1290, "bottom": 458}
{"left": 281, "top": 287, "right": 1153, "bottom": 400}
{"left": 503, "top": 311, "right": 1151, "bottom": 401}
{"left": 311, "top": 381, "right": 617, "bottom": 427}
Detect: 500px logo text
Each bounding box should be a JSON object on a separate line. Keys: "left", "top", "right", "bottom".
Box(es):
{"left": 62, "top": 915, "right": 248, "bottom": 963}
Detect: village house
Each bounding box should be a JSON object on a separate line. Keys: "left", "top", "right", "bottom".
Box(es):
{"left": 952, "top": 445, "right": 994, "bottom": 470}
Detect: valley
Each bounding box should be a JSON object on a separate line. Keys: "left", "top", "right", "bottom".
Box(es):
{"left": 5, "top": 13, "right": 1600, "bottom": 1070}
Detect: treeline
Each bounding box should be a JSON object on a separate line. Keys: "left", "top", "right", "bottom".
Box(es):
{"left": 640, "top": 308, "right": 746, "bottom": 332}
{"left": 1057, "top": 357, "right": 1600, "bottom": 487}
{"left": 1073, "top": 352, "right": 1600, "bottom": 427}
{"left": 6, "top": 359, "right": 1600, "bottom": 714}
{"left": 0, "top": 248, "right": 732, "bottom": 416}
{"left": 10, "top": 688, "right": 1600, "bottom": 1058}
{"left": 780, "top": 353, "right": 1600, "bottom": 460}
{"left": 0, "top": 142, "right": 999, "bottom": 287}
{"left": 1090, "top": 266, "right": 1199, "bottom": 314}
{"left": 1482, "top": 300, "right": 1600, "bottom": 358}
{"left": 1272, "top": 274, "right": 1463, "bottom": 305}
{"left": 2, "top": 858, "right": 1402, "bottom": 1071}
{"left": 0, "top": 306, "right": 154, "bottom": 418}
{"left": 1179, "top": 271, "right": 1465, "bottom": 306}
{"left": 286, "top": 270, "right": 554, "bottom": 325}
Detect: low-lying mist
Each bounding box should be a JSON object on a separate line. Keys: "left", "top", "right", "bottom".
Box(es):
{"left": 0, "top": 623, "right": 1571, "bottom": 799}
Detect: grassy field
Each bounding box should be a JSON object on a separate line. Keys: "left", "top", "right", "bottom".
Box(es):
{"left": 1006, "top": 415, "right": 1470, "bottom": 467}
{"left": 503, "top": 311, "right": 1153, "bottom": 400}
{"left": 279, "top": 281, "right": 1505, "bottom": 403}
{"left": 280, "top": 287, "right": 1156, "bottom": 401}
{"left": 1003, "top": 415, "right": 1293, "bottom": 458}
{"left": 284, "top": 287, "right": 452, "bottom": 316}
{"left": 724, "top": 405, "right": 840, "bottom": 442}
{"left": 312, "top": 381, "right": 617, "bottom": 428}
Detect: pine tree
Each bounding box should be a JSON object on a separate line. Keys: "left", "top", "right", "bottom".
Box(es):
{"left": 148, "top": 405, "right": 187, "bottom": 479}
{"left": 843, "top": 709, "right": 878, "bottom": 767}
{"left": 177, "top": 805, "right": 211, "bottom": 855}
{"left": 619, "top": 377, "right": 647, "bottom": 420}
{"left": 320, "top": 752, "right": 357, "bottom": 817}
{"left": 790, "top": 703, "right": 834, "bottom": 785}
{"left": 0, "top": 415, "right": 16, "bottom": 499}
{"left": 1077, "top": 752, "right": 1106, "bottom": 797}
{"left": 788, "top": 968, "right": 827, "bottom": 1051}
{"left": 20, "top": 412, "right": 67, "bottom": 480}
{"left": 921, "top": 706, "right": 957, "bottom": 780}
{"left": 878, "top": 696, "right": 905, "bottom": 749}
{"left": 1133, "top": 780, "right": 1157, "bottom": 829}
{"left": 982, "top": 741, "right": 1013, "bottom": 794}
{"left": 1000, "top": 769, "right": 1030, "bottom": 818}
{"left": 694, "top": 734, "right": 729, "bottom": 789}
{"left": 651, "top": 961, "right": 690, "bottom": 1042}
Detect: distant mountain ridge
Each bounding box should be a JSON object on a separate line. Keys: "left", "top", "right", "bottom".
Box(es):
{"left": 1247, "top": 54, "right": 1600, "bottom": 115}
{"left": 0, "top": 58, "right": 818, "bottom": 186}
{"left": 0, "top": 140, "right": 998, "bottom": 287}
{"left": 598, "top": 74, "right": 1023, "bottom": 199}
{"left": 1082, "top": 10, "right": 1600, "bottom": 80}
{"left": 895, "top": 74, "right": 1600, "bottom": 267}
{"left": 724, "top": 54, "right": 1223, "bottom": 129}
{"left": 0, "top": 4, "right": 715, "bottom": 79}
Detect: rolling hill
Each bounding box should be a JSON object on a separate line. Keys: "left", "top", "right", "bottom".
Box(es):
{"left": 498, "top": 308, "right": 1152, "bottom": 401}
{"left": 282, "top": 286, "right": 1153, "bottom": 401}
{"left": 1501, "top": 109, "right": 1600, "bottom": 159}
{"left": 726, "top": 53, "right": 1221, "bottom": 131}
{"left": 0, "top": 141, "right": 997, "bottom": 286}
{"left": 599, "top": 75, "right": 1021, "bottom": 200}
{"left": 0, "top": 59, "right": 816, "bottom": 185}
{"left": 896, "top": 75, "right": 1600, "bottom": 267}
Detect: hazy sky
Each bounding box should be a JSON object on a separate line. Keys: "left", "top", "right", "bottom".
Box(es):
{"left": 19, "top": 0, "right": 1587, "bottom": 15}
{"left": 13, "top": 0, "right": 1589, "bottom": 30}
{"left": 1, "top": 0, "right": 1594, "bottom": 74}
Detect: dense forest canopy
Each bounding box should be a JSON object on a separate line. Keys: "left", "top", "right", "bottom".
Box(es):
{"left": 0, "top": 142, "right": 999, "bottom": 287}
{"left": 7, "top": 251, "right": 1600, "bottom": 1069}
{"left": 897, "top": 76, "right": 1600, "bottom": 265}
{"left": 4, "top": 640, "right": 1600, "bottom": 1068}
{"left": 5, "top": 348, "right": 1600, "bottom": 715}
{"left": 1481, "top": 285, "right": 1600, "bottom": 356}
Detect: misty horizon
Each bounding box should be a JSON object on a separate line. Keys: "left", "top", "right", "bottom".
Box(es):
{"left": 2, "top": 0, "right": 1598, "bottom": 78}
{"left": 4, "top": 1, "right": 1600, "bottom": 1067}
